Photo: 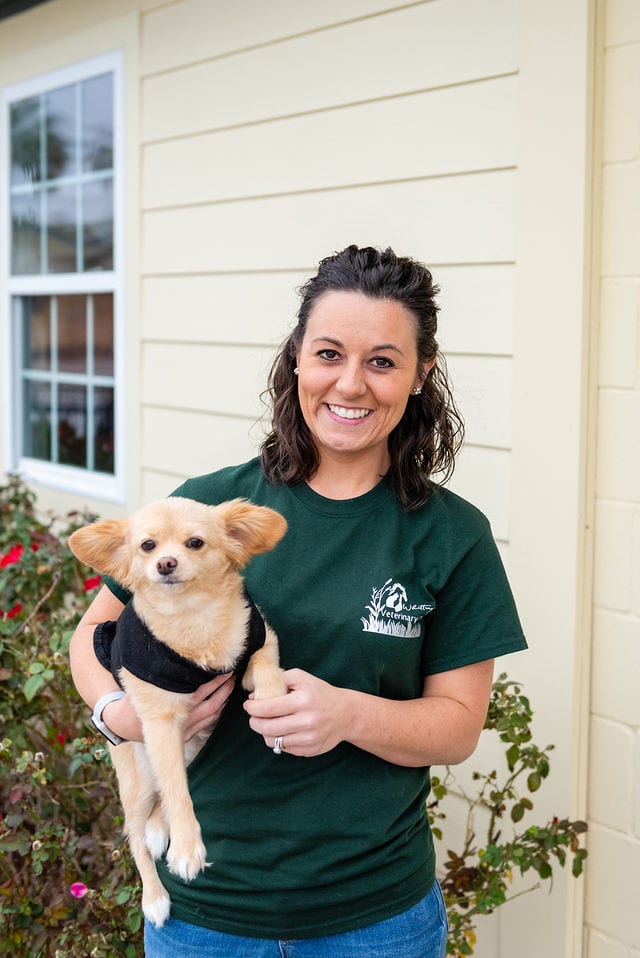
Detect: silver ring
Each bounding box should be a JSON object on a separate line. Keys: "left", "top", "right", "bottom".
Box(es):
{"left": 273, "top": 736, "right": 284, "bottom": 755}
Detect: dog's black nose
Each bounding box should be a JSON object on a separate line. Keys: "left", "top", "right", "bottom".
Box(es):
{"left": 156, "top": 556, "right": 178, "bottom": 576}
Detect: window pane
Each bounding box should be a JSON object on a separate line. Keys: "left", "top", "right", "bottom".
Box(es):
{"left": 10, "top": 96, "right": 41, "bottom": 185}
{"left": 46, "top": 83, "right": 76, "bottom": 180}
{"left": 58, "top": 383, "right": 86, "bottom": 467}
{"left": 93, "top": 294, "right": 114, "bottom": 375}
{"left": 94, "top": 386, "right": 115, "bottom": 474}
{"left": 82, "top": 74, "right": 113, "bottom": 172}
{"left": 22, "top": 296, "right": 51, "bottom": 371}
{"left": 23, "top": 380, "right": 51, "bottom": 461}
{"left": 46, "top": 184, "right": 77, "bottom": 272}
{"left": 11, "top": 191, "right": 41, "bottom": 274}
{"left": 58, "top": 295, "right": 87, "bottom": 374}
{"left": 82, "top": 179, "right": 113, "bottom": 270}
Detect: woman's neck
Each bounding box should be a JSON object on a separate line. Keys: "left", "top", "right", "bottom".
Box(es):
{"left": 307, "top": 451, "right": 390, "bottom": 500}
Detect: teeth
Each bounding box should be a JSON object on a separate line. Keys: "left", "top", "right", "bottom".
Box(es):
{"left": 328, "top": 404, "right": 371, "bottom": 420}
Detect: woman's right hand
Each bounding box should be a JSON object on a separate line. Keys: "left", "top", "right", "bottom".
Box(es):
{"left": 184, "top": 673, "right": 236, "bottom": 741}
{"left": 103, "top": 673, "right": 236, "bottom": 745}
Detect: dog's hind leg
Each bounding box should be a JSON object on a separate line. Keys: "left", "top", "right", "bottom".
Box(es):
{"left": 123, "top": 678, "right": 207, "bottom": 883}
{"left": 111, "top": 743, "right": 171, "bottom": 927}
{"left": 144, "top": 799, "right": 169, "bottom": 861}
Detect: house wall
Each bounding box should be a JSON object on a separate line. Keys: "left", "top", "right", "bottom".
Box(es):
{"left": 585, "top": 1, "right": 640, "bottom": 955}
{"left": 0, "top": 2, "right": 602, "bottom": 956}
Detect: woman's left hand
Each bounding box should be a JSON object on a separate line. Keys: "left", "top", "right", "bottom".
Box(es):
{"left": 243, "top": 668, "right": 349, "bottom": 757}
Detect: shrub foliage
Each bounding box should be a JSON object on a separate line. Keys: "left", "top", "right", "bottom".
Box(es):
{"left": 0, "top": 475, "right": 587, "bottom": 957}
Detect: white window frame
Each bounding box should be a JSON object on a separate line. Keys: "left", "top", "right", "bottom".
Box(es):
{"left": 1, "top": 51, "right": 125, "bottom": 502}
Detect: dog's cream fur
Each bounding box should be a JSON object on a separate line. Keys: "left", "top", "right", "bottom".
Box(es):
{"left": 69, "top": 497, "right": 288, "bottom": 927}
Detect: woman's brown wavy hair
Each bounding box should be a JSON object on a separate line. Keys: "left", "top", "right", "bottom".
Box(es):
{"left": 260, "top": 245, "right": 464, "bottom": 511}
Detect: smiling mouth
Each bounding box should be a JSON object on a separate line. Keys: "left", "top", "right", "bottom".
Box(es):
{"left": 326, "top": 403, "right": 372, "bottom": 421}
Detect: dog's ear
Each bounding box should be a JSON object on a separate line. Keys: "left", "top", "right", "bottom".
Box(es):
{"left": 68, "top": 518, "right": 132, "bottom": 584}
{"left": 216, "top": 499, "right": 287, "bottom": 567}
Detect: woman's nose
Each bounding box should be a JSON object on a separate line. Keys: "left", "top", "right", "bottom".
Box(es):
{"left": 336, "top": 362, "right": 366, "bottom": 397}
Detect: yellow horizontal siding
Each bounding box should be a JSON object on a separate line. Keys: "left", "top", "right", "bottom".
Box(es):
{"left": 143, "top": 76, "right": 516, "bottom": 209}
{"left": 141, "top": 0, "right": 517, "bottom": 141}
{"left": 141, "top": 170, "right": 515, "bottom": 274}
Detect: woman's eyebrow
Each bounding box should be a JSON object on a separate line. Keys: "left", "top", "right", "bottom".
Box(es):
{"left": 310, "top": 336, "right": 403, "bottom": 354}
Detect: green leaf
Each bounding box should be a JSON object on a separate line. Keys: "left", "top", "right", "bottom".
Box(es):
{"left": 511, "top": 802, "right": 525, "bottom": 823}
{"left": 23, "top": 673, "right": 45, "bottom": 701}
{"left": 527, "top": 772, "right": 541, "bottom": 792}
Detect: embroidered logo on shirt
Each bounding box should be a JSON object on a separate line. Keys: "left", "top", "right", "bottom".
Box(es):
{"left": 361, "top": 578, "right": 434, "bottom": 637}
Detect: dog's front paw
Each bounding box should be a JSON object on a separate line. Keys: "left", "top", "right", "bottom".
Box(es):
{"left": 166, "top": 835, "right": 208, "bottom": 881}
{"left": 251, "top": 668, "right": 288, "bottom": 700}
{"left": 142, "top": 888, "right": 171, "bottom": 928}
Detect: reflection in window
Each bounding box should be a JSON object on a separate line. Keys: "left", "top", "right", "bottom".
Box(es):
{"left": 8, "top": 60, "right": 118, "bottom": 488}
{"left": 23, "top": 380, "right": 51, "bottom": 462}
{"left": 22, "top": 296, "right": 51, "bottom": 371}
{"left": 9, "top": 72, "right": 113, "bottom": 275}
{"left": 93, "top": 294, "right": 114, "bottom": 376}
{"left": 58, "top": 296, "right": 87, "bottom": 374}
{"left": 17, "top": 293, "right": 115, "bottom": 475}
{"left": 58, "top": 383, "right": 87, "bottom": 467}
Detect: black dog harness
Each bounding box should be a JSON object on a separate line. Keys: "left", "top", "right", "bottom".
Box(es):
{"left": 93, "top": 587, "right": 267, "bottom": 694}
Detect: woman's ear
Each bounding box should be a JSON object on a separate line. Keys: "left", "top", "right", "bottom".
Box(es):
{"left": 417, "top": 357, "right": 436, "bottom": 389}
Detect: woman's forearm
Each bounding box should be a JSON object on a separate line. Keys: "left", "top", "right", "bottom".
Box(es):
{"left": 342, "top": 660, "right": 494, "bottom": 767}
{"left": 68, "top": 585, "right": 144, "bottom": 741}
{"left": 244, "top": 658, "right": 495, "bottom": 766}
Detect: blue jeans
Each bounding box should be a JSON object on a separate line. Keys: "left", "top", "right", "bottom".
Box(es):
{"left": 144, "top": 881, "right": 448, "bottom": 957}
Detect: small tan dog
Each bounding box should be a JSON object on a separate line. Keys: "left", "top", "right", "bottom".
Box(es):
{"left": 69, "top": 496, "right": 288, "bottom": 927}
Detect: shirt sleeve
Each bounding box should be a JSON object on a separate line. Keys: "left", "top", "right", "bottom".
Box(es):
{"left": 421, "top": 526, "right": 527, "bottom": 676}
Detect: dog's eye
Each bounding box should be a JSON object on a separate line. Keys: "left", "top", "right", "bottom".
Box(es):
{"left": 140, "top": 540, "right": 156, "bottom": 552}
{"left": 186, "top": 537, "right": 204, "bottom": 550}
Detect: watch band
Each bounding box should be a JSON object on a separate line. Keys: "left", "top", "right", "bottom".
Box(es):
{"left": 91, "top": 689, "right": 128, "bottom": 746}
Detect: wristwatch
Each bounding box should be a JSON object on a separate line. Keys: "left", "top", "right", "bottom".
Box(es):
{"left": 91, "top": 690, "right": 128, "bottom": 746}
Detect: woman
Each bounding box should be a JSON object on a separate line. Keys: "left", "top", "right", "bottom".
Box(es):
{"left": 70, "top": 245, "right": 526, "bottom": 957}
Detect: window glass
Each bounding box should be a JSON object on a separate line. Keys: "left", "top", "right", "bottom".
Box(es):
{"left": 58, "top": 295, "right": 87, "bottom": 374}
{"left": 83, "top": 179, "right": 113, "bottom": 270}
{"left": 46, "top": 184, "right": 77, "bottom": 273}
{"left": 94, "top": 386, "right": 115, "bottom": 474}
{"left": 23, "top": 380, "right": 51, "bottom": 461}
{"left": 11, "top": 191, "right": 41, "bottom": 274}
{"left": 58, "top": 383, "right": 87, "bottom": 467}
{"left": 8, "top": 62, "right": 118, "bottom": 490}
{"left": 22, "top": 296, "right": 51, "bottom": 371}
{"left": 46, "top": 83, "right": 76, "bottom": 180}
{"left": 93, "top": 293, "right": 114, "bottom": 376}
{"left": 82, "top": 73, "right": 113, "bottom": 172}
{"left": 10, "top": 96, "right": 40, "bottom": 185}
{"left": 10, "top": 74, "right": 113, "bottom": 277}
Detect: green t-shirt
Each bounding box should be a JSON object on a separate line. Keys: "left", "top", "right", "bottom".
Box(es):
{"left": 105, "top": 458, "right": 526, "bottom": 939}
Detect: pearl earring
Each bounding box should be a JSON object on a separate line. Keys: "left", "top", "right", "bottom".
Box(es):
{"left": 412, "top": 386, "right": 422, "bottom": 395}
{"left": 294, "top": 367, "right": 299, "bottom": 375}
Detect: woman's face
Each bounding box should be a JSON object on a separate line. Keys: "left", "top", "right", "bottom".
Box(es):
{"left": 295, "top": 291, "right": 433, "bottom": 470}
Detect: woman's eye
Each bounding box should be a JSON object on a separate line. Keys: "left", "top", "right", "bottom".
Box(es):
{"left": 371, "top": 357, "right": 394, "bottom": 368}
{"left": 186, "top": 537, "right": 204, "bottom": 550}
{"left": 140, "top": 540, "right": 156, "bottom": 552}
{"left": 318, "top": 349, "right": 340, "bottom": 361}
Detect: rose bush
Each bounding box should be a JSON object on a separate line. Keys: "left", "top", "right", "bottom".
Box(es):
{"left": 0, "top": 475, "right": 141, "bottom": 957}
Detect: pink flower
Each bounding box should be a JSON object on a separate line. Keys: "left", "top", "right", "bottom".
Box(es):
{"left": 0, "top": 544, "right": 24, "bottom": 568}
{"left": 83, "top": 575, "right": 102, "bottom": 591}
{"left": 69, "top": 882, "right": 89, "bottom": 898}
